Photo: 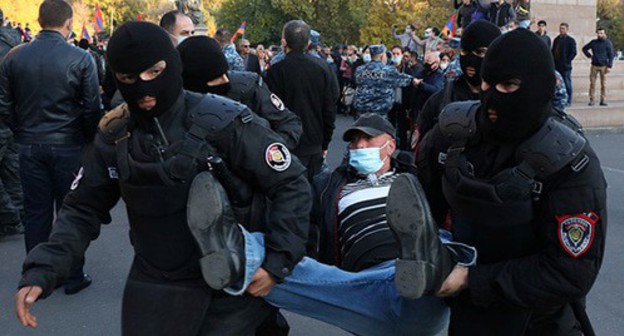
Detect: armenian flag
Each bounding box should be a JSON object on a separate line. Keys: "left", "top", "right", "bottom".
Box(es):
{"left": 441, "top": 15, "right": 456, "bottom": 38}
{"left": 92, "top": 4, "right": 104, "bottom": 33}
{"left": 230, "top": 21, "right": 246, "bottom": 42}
{"left": 81, "top": 23, "right": 90, "bottom": 40}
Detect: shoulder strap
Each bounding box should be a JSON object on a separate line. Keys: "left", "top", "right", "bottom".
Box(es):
{"left": 516, "top": 117, "right": 588, "bottom": 181}
{"left": 169, "top": 94, "right": 252, "bottom": 180}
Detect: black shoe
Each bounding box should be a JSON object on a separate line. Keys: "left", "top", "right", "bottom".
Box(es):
{"left": 386, "top": 174, "right": 454, "bottom": 299}
{"left": 187, "top": 171, "right": 245, "bottom": 290}
{"left": 64, "top": 274, "right": 92, "bottom": 295}
{"left": 588, "top": 101, "right": 595, "bottom": 106}
{"left": 600, "top": 101, "right": 608, "bottom": 106}
{"left": 0, "top": 223, "right": 24, "bottom": 236}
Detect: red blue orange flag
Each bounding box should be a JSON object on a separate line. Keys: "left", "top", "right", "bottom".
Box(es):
{"left": 92, "top": 4, "right": 104, "bottom": 33}
{"left": 230, "top": 21, "right": 246, "bottom": 43}
{"left": 81, "top": 24, "right": 90, "bottom": 40}
{"left": 441, "top": 16, "right": 456, "bottom": 37}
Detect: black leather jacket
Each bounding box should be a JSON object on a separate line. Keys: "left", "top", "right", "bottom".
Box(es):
{"left": 0, "top": 30, "right": 102, "bottom": 145}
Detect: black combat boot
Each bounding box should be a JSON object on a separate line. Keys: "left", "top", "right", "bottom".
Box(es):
{"left": 386, "top": 173, "right": 455, "bottom": 299}
{"left": 187, "top": 171, "right": 245, "bottom": 290}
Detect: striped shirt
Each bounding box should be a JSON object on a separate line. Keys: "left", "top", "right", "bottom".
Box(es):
{"left": 338, "top": 171, "right": 399, "bottom": 271}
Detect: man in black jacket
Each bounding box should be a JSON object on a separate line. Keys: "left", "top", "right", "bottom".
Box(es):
{"left": 552, "top": 22, "right": 577, "bottom": 106}
{"left": 0, "top": 6, "right": 23, "bottom": 237}
{"left": 582, "top": 27, "right": 615, "bottom": 106}
{"left": 14, "top": 21, "right": 310, "bottom": 335}
{"left": 0, "top": 0, "right": 101, "bottom": 294}
{"left": 266, "top": 20, "right": 339, "bottom": 181}
{"left": 418, "top": 29, "right": 606, "bottom": 335}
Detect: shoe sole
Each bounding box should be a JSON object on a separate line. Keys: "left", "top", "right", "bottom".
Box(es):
{"left": 386, "top": 174, "right": 438, "bottom": 299}
{"left": 187, "top": 172, "right": 232, "bottom": 290}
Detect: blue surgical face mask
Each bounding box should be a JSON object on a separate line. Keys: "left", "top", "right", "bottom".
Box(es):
{"left": 349, "top": 141, "right": 390, "bottom": 175}
{"left": 326, "top": 56, "right": 334, "bottom": 64}
{"left": 363, "top": 54, "right": 372, "bottom": 63}
{"left": 392, "top": 56, "right": 402, "bottom": 65}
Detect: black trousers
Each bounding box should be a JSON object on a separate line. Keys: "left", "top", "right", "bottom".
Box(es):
{"left": 122, "top": 259, "right": 273, "bottom": 336}
{"left": 297, "top": 152, "right": 324, "bottom": 182}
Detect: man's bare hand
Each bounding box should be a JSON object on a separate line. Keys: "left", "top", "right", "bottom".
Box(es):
{"left": 15, "top": 286, "right": 43, "bottom": 328}
{"left": 246, "top": 268, "right": 276, "bottom": 297}
{"left": 437, "top": 266, "right": 469, "bottom": 297}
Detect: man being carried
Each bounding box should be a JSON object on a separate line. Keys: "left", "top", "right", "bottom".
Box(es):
{"left": 186, "top": 113, "right": 477, "bottom": 336}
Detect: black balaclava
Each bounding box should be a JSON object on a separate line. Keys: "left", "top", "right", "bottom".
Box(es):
{"left": 106, "top": 21, "right": 183, "bottom": 121}
{"left": 479, "top": 29, "right": 555, "bottom": 143}
{"left": 460, "top": 20, "right": 501, "bottom": 87}
{"left": 177, "top": 36, "right": 231, "bottom": 95}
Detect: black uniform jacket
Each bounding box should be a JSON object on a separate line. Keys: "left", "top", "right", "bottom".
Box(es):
{"left": 19, "top": 91, "right": 311, "bottom": 297}
{"left": 417, "top": 110, "right": 607, "bottom": 335}
{"left": 227, "top": 70, "right": 302, "bottom": 150}
{"left": 416, "top": 76, "right": 479, "bottom": 143}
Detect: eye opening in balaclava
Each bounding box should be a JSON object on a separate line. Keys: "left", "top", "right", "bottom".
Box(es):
{"left": 479, "top": 29, "right": 555, "bottom": 144}
{"left": 459, "top": 20, "right": 501, "bottom": 87}
{"left": 106, "top": 21, "right": 183, "bottom": 120}
{"left": 114, "top": 60, "right": 168, "bottom": 85}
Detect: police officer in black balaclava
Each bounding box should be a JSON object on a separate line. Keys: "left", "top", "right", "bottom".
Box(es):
{"left": 414, "top": 28, "right": 607, "bottom": 335}
{"left": 177, "top": 35, "right": 302, "bottom": 150}
{"left": 416, "top": 20, "right": 501, "bottom": 144}
{"left": 15, "top": 21, "right": 311, "bottom": 336}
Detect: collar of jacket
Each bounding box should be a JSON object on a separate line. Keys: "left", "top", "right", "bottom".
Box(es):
{"left": 37, "top": 30, "right": 66, "bottom": 40}
{"left": 285, "top": 50, "right": 306, "bottom": 58}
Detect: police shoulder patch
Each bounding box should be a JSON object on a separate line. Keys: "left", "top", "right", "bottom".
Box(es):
{"left": 556, "top": 212, "right": 599, "bottom": 258}
{"left": 70, "top": 167, "right": 85, "bottom": 191}
{"left": 270, "top": 93, "right": 285, "bottom": 111}
{"left": 265, "top": 143, "right": 291, "bottom": 172}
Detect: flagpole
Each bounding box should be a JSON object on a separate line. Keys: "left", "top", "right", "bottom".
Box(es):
{"left": 110, "top": 9, "right": 114, "bottom": 36}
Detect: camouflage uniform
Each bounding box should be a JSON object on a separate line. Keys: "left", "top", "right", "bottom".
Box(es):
{"left": 353, "top": 60, "right": 413, "bottom": 117}
{"left": 223, "top": 43, "right": 245, "bottom": 71}
{"left": 553, "top": 70, "right": 568, "bottom": 111}
{"left": 445, "top": 56, "right": 463, "bottom": 80}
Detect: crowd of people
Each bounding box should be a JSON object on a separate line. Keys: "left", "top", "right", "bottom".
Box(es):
{"left": 0, "top": 0, "right": 612, "bottom": 336}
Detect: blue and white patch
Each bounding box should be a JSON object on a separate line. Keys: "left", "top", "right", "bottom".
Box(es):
{"left": 557, "top": 212, "right": 598, "bottom": 258}
{"left": 265, "top": 143, "right": 291, "bottom": 172}
{"left": 108, "top": 167, "right": 119, "bottom": 179}
{"left": 70, "top": 167, "right": 84, "bottom": 191}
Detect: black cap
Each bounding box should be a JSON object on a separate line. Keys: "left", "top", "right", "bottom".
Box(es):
{"left": 343, "top": 113, "right": 396, "bottom": 141}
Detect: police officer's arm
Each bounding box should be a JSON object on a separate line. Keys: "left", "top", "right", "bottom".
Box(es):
{"left": 415, "top": 126, "right": 451, "bottom": 227}
{"left": 468, "top": 149, "right": 607, "bottom": 309}
{"left": 78, "top": 52, "right": 103, "bottom": 142}
{"left": 252, "top": 76, "right": 302, "bottom": 150}
{"left": 418, "top": 73, "right": 445, "bottom": 95}
{"left": 416, "top": 90, "right": 443, "bottom": 143}
{"left": 18, "top": 140, "right": 121, "bottom": 298}
{"left": 386, "top": 66, "right": 414, "bottom": 88}
{"left": 213, "top": 116, "right": 311, "bottom": 282}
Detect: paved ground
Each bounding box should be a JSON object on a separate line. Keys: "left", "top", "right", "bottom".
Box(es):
{"left": 0, "top": 115, "right": 622, "bottom": 335}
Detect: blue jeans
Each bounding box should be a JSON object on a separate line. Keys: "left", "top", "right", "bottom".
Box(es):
{"left": 19, "top": 143, "right": 85, "bottom": 277}
{"left": 560, "top": 69, "right": 573, "bottom": 104}
{"left": 226, "top": 228, "right": 477, "bottom": 336}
